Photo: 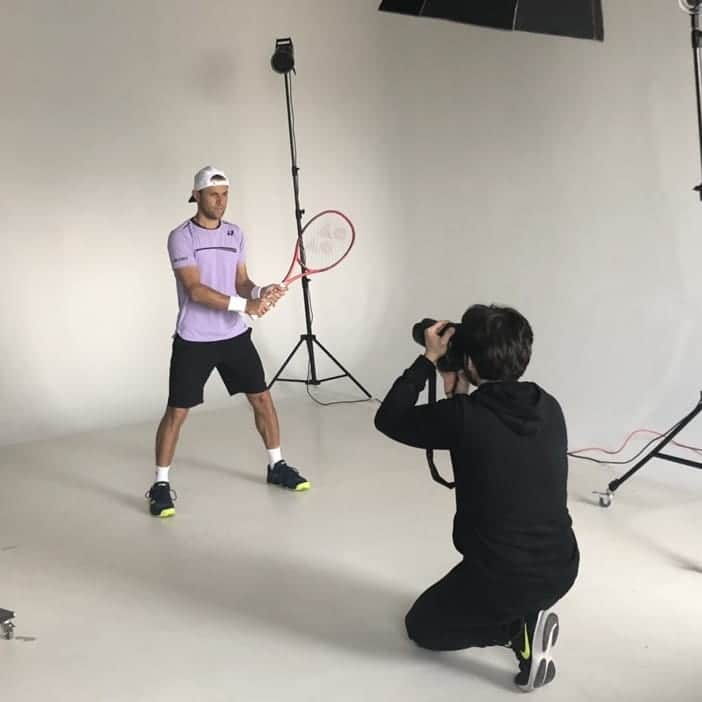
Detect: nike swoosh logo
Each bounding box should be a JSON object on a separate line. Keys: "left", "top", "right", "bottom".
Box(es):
{"left": 520, "top": 623, "right": 531, "bottom": 660}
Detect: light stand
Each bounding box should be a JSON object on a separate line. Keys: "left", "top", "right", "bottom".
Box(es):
{"left": 594, "top": 2, "right": 702, "bottom": 506}
{"left": 267, "top": 39, "right": 371, "bottom": 399}
{"left": 688, "top": 0, "right": 702, "bottom": 197}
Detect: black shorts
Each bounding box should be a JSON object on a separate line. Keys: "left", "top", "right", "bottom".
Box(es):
{"left": 168, "top": 329, "right": 267, "bottom": 408}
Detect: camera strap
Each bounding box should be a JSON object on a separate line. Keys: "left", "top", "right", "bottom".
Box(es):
{"left": 426, "top": 372, "right": 456, "bottom": 489}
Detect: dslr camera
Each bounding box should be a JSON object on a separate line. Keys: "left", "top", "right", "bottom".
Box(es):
{"left": 412, "top": 318, "right": 466, "bottom": 373}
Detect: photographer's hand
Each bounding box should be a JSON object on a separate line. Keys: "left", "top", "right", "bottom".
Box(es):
{"left": 440, "top": 370, "right": 457, "bottom": 397}
{"left": 440, "top": 370, "right": 471, "bottom": 398}
{"left": 454, "top": 370, "right": 471, "bottom": 395}
{"left": 423, "top": 320, "right": 455, "bottom": 365}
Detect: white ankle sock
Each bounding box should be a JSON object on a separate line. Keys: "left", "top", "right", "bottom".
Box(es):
{"left": 267, "top": 448, "right": 282, "bottom": 467}
{"left": 156, "top": 466, "right": 170, "bottom": 483}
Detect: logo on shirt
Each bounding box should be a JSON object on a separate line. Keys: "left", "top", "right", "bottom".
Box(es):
{"left": 227, "top": 229, "right": 235, "bottom": 236}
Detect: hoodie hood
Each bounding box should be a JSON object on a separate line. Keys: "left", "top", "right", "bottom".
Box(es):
{"left": 472, "top": 381, "right": 546, "bottom": 436}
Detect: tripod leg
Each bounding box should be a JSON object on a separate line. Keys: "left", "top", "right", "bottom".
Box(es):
{"left": 312, "top": 338, "right": 372, "bottom": 398}
{"left": 268, "top": 337, "right": 305, "bottom": 389}
{"left": 607, "top": 451, "right": 660, "bottom": 495}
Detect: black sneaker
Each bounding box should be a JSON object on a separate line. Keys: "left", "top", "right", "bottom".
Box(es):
{"left": 266, "top": 460, "right": 311, "bottom": 491}
{"left": 146, "top": 481, "right": 176, "bottom": 517}
{"left": 510, "top": 610, "right": 559, "bottom": 692}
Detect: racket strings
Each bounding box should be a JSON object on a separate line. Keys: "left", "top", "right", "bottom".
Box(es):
{"left": 299, "top": 218, "right": 352, "bottom": 271}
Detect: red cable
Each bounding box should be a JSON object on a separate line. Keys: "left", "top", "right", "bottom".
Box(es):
{"left": 570, "top": 429, "right": 702, "bottom": 457}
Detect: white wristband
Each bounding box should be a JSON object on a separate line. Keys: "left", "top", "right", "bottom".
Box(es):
{"left": 227, "top": 295, "right": 247, "bottom": 312}
{"left": 251, "top": 286, "right": 262, "bottom": 300}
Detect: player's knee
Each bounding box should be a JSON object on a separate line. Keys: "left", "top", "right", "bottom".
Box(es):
{"left": 247, "top": 390, "right": 272, "bottom": 411}
{"left": 166, "top": 406, "right": 189, "bottom": 426}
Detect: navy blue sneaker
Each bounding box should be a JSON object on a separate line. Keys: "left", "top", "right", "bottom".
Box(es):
{"left": 510, "top": 610, "right": 559, "bottom": 692}
{"left": 146, "top": 481, "right": 176, "bottom": 517}
{"left": 267, "top": 460, "right": 310, "bottom": 491}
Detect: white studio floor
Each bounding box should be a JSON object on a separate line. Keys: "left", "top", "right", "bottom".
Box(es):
{"left": 1, "top": 395, "right": 701, "bottom": 702}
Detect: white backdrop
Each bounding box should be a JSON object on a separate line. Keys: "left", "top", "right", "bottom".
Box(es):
{"left": 2, "top": 1, "right": 702, "bottom": 484}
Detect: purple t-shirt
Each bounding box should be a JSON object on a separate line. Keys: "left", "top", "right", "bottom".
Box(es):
{"left": 167, "top": 219, "right": 249, "bottom": 342}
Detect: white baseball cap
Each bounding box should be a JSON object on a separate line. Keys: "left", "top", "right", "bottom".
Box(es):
{"left": 188, "top": 165, "right": 230, "bottom": 202}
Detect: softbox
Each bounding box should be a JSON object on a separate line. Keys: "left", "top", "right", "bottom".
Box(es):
{"left": 378, "top": 0, "right": 604, "bottom": 42}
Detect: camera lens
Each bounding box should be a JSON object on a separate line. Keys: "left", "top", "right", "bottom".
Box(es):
{"left": 412, "top": 318, "right": 437, "bottom": 345}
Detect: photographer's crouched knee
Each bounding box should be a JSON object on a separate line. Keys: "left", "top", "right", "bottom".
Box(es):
{"left": 403, "top": 589, "right": 458, "bottom": 651}
{"left": 405, "top": 601, "right": 441, "bottom": 651}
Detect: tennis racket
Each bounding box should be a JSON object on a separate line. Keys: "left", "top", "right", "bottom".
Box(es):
{"left": 246, "top": 210, "right": 354, "bottom": 321}
{"left": 280, "top": 209, "right": 355, "bottom": 286}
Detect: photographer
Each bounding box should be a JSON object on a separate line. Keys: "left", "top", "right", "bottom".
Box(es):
{"left": 374, "top": 305, "right": 579, "bottom": 693}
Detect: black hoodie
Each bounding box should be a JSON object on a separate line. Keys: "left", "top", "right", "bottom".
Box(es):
{"left": 375, "top": 355, "right": 579, "bottom": 614}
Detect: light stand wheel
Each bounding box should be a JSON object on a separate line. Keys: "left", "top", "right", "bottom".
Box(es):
{"left": 0, "top": 610, "right": 15, "bottom": 641}
{"left": 593, "top": 490, "right": 613, "bottom": 508}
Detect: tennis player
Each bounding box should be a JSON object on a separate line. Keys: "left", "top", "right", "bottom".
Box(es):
{"left": 147, "top": 166, "right": 311, "bottom": 518}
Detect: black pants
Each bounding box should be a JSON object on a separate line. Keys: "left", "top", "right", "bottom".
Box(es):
{"left": 405, "top": 562, "right": 527, "bottom": 651}
{"left": 168, "top": 329, "right": 267, "bottom": 408}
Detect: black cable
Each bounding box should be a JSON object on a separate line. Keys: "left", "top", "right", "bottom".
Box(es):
{"left": 305, "top": 359, "right": 379, "bottom": 406}
{"left": 568, "top": 416, "right": 687, "bottom": 466}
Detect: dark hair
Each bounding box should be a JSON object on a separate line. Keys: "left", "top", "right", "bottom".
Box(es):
{"left": 459, "top": 304, "right": 533, "bottom": 381}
